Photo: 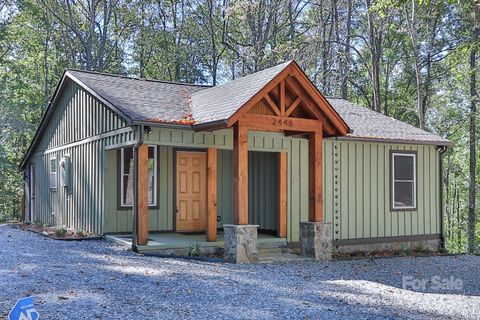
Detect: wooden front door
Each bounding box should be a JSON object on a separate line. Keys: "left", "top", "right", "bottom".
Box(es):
{"left": 176, "top": 151, "right": 207, "bottom": 232}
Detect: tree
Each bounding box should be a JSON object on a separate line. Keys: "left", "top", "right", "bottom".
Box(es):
{"left": 468, "top": 0, "right": 479, "bottom": 254}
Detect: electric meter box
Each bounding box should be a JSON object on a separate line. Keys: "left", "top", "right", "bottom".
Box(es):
{"left": 59, "top": 155, "right": 71, "bottom": 189}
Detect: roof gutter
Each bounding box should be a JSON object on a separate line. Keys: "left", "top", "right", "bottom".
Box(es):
{"left": 131, "top": 120, "right": 193, "bottom": 131}
{"left": 130, "top": 119, "right": 230, "bottom": 132}
{"left": 131, "top": 125, "right": 144, "bottom": 252}
{"left": 331, "top": 135, "right": 453, "bottom": 148}
{"left": 437, "top": 144, "right": 448, "bottom": 250}
{"left": 192, "top": 119, "right": 229, "bottom": 132}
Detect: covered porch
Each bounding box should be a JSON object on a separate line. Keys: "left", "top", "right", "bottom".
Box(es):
{"left": 130, "top": 62, "right": 349, "bottom": 262}
{"left": 106, "top": 231, "right": 285, "bottom": 254}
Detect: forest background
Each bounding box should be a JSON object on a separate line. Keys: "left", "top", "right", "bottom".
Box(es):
{"left": 0, "top": 0, "right": 478, "bottom": 252}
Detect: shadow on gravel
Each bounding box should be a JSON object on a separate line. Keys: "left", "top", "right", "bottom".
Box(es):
{"left": 2, "top": 224, "right": 479, "bottom": 319}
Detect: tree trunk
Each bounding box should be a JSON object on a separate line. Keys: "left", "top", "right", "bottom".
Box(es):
{"left": 341, "top": 0, "right": 352, "bottom": 99}
{"left": 457, "top": 187, "right": 462, "bottom": 251}
{"left": 366, "top": 0, "right": 381, "bottom": 112}
{"left": 468, "top": 0, "right": 479, "bottom": 254}
{"left": 405, "top": 0, "right": 425, "bottom": 129}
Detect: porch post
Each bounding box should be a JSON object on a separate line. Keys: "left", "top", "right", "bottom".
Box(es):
{"left": 225, "top": 121, "right": 258, "bottom": 263}
{"left": 308, "top": 129, "right": 323, "bottom": 222}
{"left": 207, "top": 148, "right": 218, "bottom": 241}
{"left": 301, "top": 125, "right": 332, "bottom": 260}
{"left": 233, "top": 122, "right": 248, "bottom": 225}
{"left": 136, "top": 143, "right": 149, "bottom": 246}
{"left": 278, "top": 152, "right": 288, "bottom": 238}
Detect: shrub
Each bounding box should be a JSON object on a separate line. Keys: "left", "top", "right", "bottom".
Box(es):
{"left": 76, "top": 229, "right": 87, "bottom": 237}
{"left": 185, "top": 243, "right": 200, "bottom": 256}
{"left": 400, "top": 244, "right": 411, "bottom": 256}
{"left": 55, "top": 226, "right": 67, "bottom": 238}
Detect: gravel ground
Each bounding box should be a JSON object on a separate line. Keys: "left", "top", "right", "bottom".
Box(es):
{"left": 1, "top": 224, "right": 479, "bottom": 320}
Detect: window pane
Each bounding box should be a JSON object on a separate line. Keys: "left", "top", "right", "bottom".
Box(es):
{"left": 123, "top": 175, "right": 133, "bottom": 205}
{"left": 394, "top": 181, "right": 414, "bottom": 207}
{"left": 394, "top": 155, "right": 414, "bottom": 180}
{"left": 148, "top": 157, "right": 154, "bottom": 205}
{"left": 121, "top": 146, "right": 156, "bottom": 206}
{"left": 50, "top": 159, "right": 57, "bottom": 173}
{"left": 123, "top": 148, "right": 133, "bottom": 175}
{"left": 122, "top": 148, "right": 134, "bottom": 205}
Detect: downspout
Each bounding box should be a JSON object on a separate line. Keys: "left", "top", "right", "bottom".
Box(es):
{"left": 132, "top": 125, "right": 144, "bottom": 252}
{"left": 438, "top": 145, "right": 448, "bottom": 250}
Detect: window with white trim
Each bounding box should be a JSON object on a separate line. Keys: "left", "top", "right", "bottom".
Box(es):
{"left": 49, "top": 157, "right": 57, "bottom": 190}
{"left": 120, "top": 146, "right": 157, "bottom": 207}
{"left": 391, "top": 152, "right": 416, "bottom": 210}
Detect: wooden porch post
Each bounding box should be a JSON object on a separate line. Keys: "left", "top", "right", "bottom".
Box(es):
{"left": 233, "top": 122, "right": 249, "bottom": 225}
{"left": 278, "top": 152, "right": 287, "bottom": 238}
{"left": 137, "top": 144, "right": 149, "bottom": 245}
{"left": 207, "top": 148, "right": 218, "bottom": 241}
{"left": 308, "top": 128, "right": 323, "bottom": 222}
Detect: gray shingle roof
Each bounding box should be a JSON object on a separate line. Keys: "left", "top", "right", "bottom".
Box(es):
{"left": 191, "top": 61, "right": 291, "bottom": 123}
{"left": 328, "top": 98, "right": 451, "bottom": 146}
{"left": 65, "top": 66, "right": 450, "bottom": 146}
{"left": 67, "top": 69, "right": 209, "bottom": 123}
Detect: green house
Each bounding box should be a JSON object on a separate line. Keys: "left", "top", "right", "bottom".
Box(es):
{"left": 20, "top": 61, "right": 451, "bottom": 262}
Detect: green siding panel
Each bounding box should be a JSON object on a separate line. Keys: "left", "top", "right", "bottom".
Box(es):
{"left": 25, "top": 80, "right": 130, "bottom": 234}
{"left": 26, "top": 88, "right": 442, "bottom": 242}
{"left": 324, "top": 140, "right": 441, "bottom": 241}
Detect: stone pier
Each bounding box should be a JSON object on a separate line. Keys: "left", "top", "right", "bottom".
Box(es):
{"left": 223, "top": 224, "right": 258, "bottom": 263}
{"left": 300, "top": 222, "right": 332, "bottom": 261}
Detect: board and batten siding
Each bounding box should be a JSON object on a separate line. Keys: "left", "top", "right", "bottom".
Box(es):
{"left": 104, "top": 127, "right": 441, "bottom": 242}
{"left": 25, "top": 79, "right": 441, "bottom": 240}
{"left": 323, "top": 140, "right": 441, "bottom": 241}
{"left": 25, "top": 80, "right": 132, "bottom": 234}
{"left": 104, "top": 128, "right": 309, "bottom": 241}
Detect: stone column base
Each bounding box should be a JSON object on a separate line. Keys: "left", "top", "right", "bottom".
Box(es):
{"left": 223, "top": 224, "right": 258, "bottom": 263}
{"left": 300, "top": 222, "right": 332, "bottom": 261}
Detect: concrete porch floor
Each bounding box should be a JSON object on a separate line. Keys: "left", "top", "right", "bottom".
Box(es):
{"left": 105, "top": 231, "right": 287, "bottom": 254}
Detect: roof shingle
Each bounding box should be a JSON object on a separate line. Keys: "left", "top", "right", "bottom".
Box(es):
{"left": 328, "top": 98, "right": 451, "bottom": 145}
{"left": 191, "top": 61, "right": 291, "bottom": 123}
{"left": 67, "top": 69, "right": 209, "bottom": 123}
{"left": 66, "top": 65, "right": 450, "bottom": 146}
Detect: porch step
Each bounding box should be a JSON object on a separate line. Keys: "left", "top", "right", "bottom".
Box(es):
{"left": 257, "top": 252, "right": 314, "bottom": 264}
{"left": 256, "top": 240, "right": 290, "bottom": 256}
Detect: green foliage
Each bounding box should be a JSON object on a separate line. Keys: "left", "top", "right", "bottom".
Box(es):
{"left": 75, "top": 228, "right": 87, "bottom": 237}
{"left": 0, "top": 0, "right": 478, "bottom": 253}
{"left": 399, "top": 245, "right": 412, "bottom": 256}
{"left": 185, "top": 243, "right": 200, "bottom": 257}
{"left": 55, "top": 226, "right": 67, "bottom": 238}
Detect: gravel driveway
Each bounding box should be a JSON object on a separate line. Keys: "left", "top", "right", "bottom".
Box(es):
{"left": 1, "top": 224, "right": 479, "bottom": 319}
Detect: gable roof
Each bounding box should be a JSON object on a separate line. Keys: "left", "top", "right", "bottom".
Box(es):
{"left": 20, "top": 61, "right": 451, "bottom": 169}
{"left": 67, "top": 69, "right": 210, "bottom": 123}
{"left": 191, "top": 61, "right": 291, "bottom": 124}
{"left": 329, "top": 98, "right": 451, "bottom": 146}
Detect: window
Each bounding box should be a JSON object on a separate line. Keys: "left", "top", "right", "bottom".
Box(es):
{"left": 391, "top": 152, "right": 416, "bottom": 210}
{"left": 120, "top": 146, "right": 157, "bottom": 207}
{"left": 49, "top": 157, "right": 57, "bottom": 190}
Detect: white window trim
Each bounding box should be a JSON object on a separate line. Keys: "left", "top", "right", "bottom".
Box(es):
{"left": 392, "top": 152, "right": 416, "bottom": 210}
{"left": 120, "top": 145, "right": 157, "bottom": 207}
{"left": 49, "top": 157, "right": 57, "bottom": 191}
